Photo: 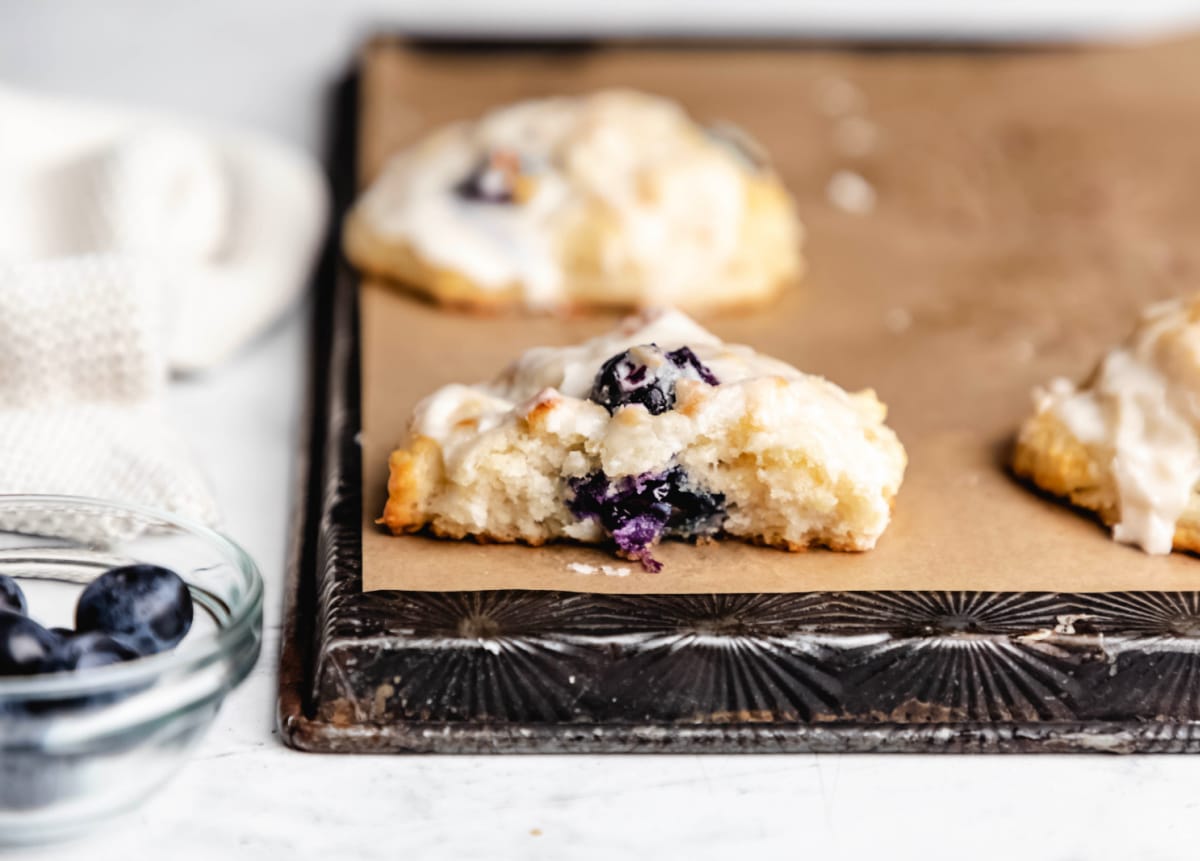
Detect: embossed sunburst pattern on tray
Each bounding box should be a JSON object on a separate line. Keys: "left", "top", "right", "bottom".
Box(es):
{"left": 308, "top": 576, "right": 1200, "bottom": 740}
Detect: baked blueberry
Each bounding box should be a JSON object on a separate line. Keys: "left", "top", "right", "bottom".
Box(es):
{"left": 0, "top": 575, "right": 27, "bottom": 615}
{"left": 53, "top": 632, "right": 140, "bottom": 671}
{"left": 665, "top": 346, "right": 720, "bottom": 386}
{"left": 589, "top": 344, "right": 719, "bottom": 416}
{"left": 0, "top": 611, "right": 59, "bottom": 676}
{"left": 568, "top": 466, "right": 726, "bottom": 571}
{"left": 75, "top": 564, "right": 193, "bottom": 656}
{"left": 590, "top": 349, "right": 672, "bottom": 415}
{"left": 661, "top": 466, "right": 727, "bottom": 536}
{"left": 455, "top": 150, "right": 527, "bottom": 204}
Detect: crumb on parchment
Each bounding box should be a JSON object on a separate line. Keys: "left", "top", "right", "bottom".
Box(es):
{"left": 827, "top": 170, "right": 876, "bottom": 214}
{"left": 567, "top": 562, "right": 632, "bottom": 577}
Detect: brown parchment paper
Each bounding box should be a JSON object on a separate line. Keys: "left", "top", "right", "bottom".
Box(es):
{"left": 358, "top": 37, "right": 1200, "bottom": 593}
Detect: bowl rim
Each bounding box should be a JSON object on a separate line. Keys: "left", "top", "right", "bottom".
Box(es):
{"left": 0, "top": 493, "right": 264, "bottom": 700}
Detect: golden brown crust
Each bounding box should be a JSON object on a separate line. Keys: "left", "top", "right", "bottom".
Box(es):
{"left": 521, "top": 396, "right": 560, "bottom": 432}
{"left": 377, "top": 435, "right": 443, "bottom": 534}
{"left": 380, "top": 435, "right": 557, "bottom": 544}
{"left": 1012, "top": 409, "right": 1200, "bottom": 554}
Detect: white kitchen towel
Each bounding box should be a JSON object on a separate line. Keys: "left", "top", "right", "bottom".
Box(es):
{"left": 0, "top": 84, "right": 330, "bottom": 372}
{"left": 0, "top": 257, "right": 219, "bottom": 525}
{"left": 0, "top": 85, "right": 329, "bottom": 523}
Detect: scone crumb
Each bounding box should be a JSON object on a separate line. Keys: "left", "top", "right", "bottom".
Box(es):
{"left": 883, "top": 307, "right": 912, "bottom": 333}
{"left": 827, "top": 170, "right": 876, "bottom": 214}
{"left": 567, "top": 562, "right": 632, "bottom": 577}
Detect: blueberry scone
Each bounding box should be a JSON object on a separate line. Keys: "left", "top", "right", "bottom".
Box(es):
{"left": 380, "top": 309, "right": 906, "bottom": 570}
{"left": 344, "top": 90, "right": 803, "bottom": 313}
{"left": 1013, "top": 294, "right": 1200, "bottom": 554}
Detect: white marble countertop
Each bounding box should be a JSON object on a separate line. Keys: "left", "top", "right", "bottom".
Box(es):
{"left": 7, "top": 3, "right": 1200, "bottom": 859}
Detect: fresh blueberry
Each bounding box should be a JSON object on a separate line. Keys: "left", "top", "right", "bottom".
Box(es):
{"left": 75, "top": 564, "right": 194, "bottom": 656}
{"left": 0, "top": 575, "right": 27, "bottom": 615}
{"left": 0, "top": 610, "right": 60, "bottom": 676}
{"left": 52, "top": 631, "right": 140, "bottom": 671}
{"left": 589, "top": 344, "right": 719, "bottom": 416}
{"left": 568, "top": 466, "right": 726, "bottom": 571}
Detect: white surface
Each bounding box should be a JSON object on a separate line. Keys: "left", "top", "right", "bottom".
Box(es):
{"left": 6, "top": 1, "right": 1200, "bottom": 152}
{"left": 6, "top": 3, "right": 1200, "bottom": 860}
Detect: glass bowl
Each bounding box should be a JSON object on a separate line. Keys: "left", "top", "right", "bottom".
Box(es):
{"left": 0, "top": 495, "right": 263, "bottom": 845}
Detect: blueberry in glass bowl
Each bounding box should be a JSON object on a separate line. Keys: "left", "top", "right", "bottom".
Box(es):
{"left": 0, "top": 495, "right": 263, "bottom": 845}
{"left": 0, "top": 574, "right": 28, "bottom": 614}
{"left": 74, "top": 563, "right": 195, "bottom": 656}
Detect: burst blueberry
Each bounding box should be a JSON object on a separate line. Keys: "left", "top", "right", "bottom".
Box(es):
{"left": 568, "top": 466, "right": 726, "bottom": 571}
{"left": 589, "top": 344, "right": 719, "bottom": 416}
{"left": 0, "top": 611, "right": 59, "bottom": 676}
{"left": 0, "top": 575, "right": 27, "bottom": 615}
{"left": 75, "top": 564, "right": 194, "bottom": 656}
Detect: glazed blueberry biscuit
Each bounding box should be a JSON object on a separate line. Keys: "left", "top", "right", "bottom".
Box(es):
{"left": 380, "top": 309, "right": 906, "bottom": 570}
{"left": 1013, "top": 294, "right": 1200, "bottom": 554}
{"left": 344, "top": 90, "right": 803, "bottom": 313}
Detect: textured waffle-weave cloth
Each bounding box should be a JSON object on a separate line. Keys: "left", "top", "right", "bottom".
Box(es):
{"left": 0, "top": 256, "right": 218, "bottom": 526}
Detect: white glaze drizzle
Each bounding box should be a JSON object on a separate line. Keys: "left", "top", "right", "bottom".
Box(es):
{"left": 409, "top": 308, "right": 897, "bottom": 496}
{"left": 1038, "top": 297, "right": 1200, "bottom": 554}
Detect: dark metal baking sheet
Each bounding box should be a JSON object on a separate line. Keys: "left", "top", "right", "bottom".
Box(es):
{"left": 277, "top": 47, "right": 1200, "bottom": 754}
